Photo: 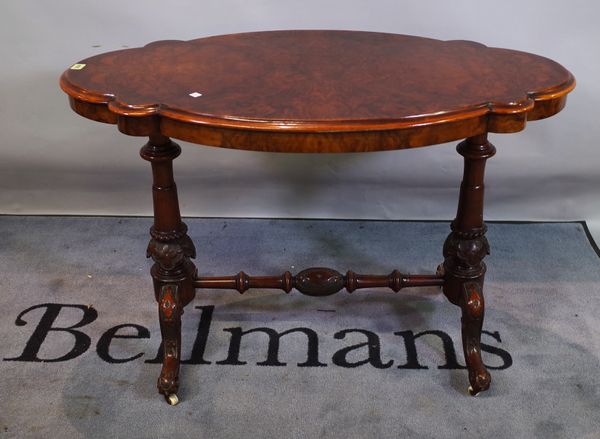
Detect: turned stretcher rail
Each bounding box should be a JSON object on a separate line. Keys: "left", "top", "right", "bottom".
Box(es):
{"left": 193, "top": 267, "right": 444, "bottom": 296}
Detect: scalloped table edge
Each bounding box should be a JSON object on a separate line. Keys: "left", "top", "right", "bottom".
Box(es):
{"left": 59, "top": 43, "right": 575, "bottom": 153}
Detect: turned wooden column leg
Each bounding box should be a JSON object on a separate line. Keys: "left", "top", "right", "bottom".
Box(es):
{"left": 141, "top": 134, "right": 197, "bottom": 405}
{"left": 442, "top": 133, "right": 495, "bottom": 396}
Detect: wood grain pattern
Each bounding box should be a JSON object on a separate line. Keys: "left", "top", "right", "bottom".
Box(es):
{"left": 60, "top": 30, "right": 574, "bottom": 152}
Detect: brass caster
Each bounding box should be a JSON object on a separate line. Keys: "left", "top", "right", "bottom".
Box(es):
{"left": 166, "top": 393, "right": 179, "bottom": 406}
{"left": 467, "top": 385, "right": 480, "bottom": 397}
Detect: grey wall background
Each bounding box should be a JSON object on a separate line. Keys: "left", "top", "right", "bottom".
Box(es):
{"left": 2, "top": 1, "right": 599, "bottom": 239}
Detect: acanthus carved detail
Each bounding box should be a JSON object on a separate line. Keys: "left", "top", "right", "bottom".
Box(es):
{"left": 443, "top": 228, "right": 490, "bottom": 278}
{"left": 147, "top": 232, "right": 196, "bottom": 271}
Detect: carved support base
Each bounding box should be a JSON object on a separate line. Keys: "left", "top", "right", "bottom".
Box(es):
{"left": 442, "top": 134, "right": 495, "bottom": 395}
{"left": 141, "top": 135, "right": 197, "bottom": 403}
{"left": 157, "top": 284, "right": 181, "bottom": 396}
{"left": 140, "top": 132, "right": 498, "bottom": 402}
{"left": 461, "top": 281, "right": 491, "bottom": 395}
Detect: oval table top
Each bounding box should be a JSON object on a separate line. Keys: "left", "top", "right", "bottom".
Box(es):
{"left": 60, "top": 30, "right": 575, "bottom": 153}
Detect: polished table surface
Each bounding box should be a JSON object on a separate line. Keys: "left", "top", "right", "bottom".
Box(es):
{"left": 60, "top": 30, "right": 574, "bottom": 152}
{"left": 60, "top": 30, "right": 575, "bottom": 405}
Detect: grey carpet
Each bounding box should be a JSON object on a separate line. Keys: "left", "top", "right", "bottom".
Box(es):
{"left": 1, "top": 216, "right": 599, "bottom": 439}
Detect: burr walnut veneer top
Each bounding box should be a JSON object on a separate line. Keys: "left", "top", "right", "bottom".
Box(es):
{"left": 60, "top": 30, "right": 574, "bottom": 152}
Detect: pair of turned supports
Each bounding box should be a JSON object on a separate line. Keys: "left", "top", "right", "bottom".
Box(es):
{"left": 140, "top": 133, "right": 495, "bottom": 405}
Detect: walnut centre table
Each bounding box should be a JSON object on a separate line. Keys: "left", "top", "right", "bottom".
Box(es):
{"left": 60, "top": 30, "right": 575, "bottom": 405}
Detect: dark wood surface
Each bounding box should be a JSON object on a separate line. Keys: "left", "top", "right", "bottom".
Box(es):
{"left": 141, "top": 135, "right": 197, "bottom": 401}
{"left": 442, "top": 133, "right": 496, "bottom": 395}
{"left": 194, "top": 268, "right": 444, "bottom": 295}
{"left": 60, "top": 30, "right": 574, "bottom": 152}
